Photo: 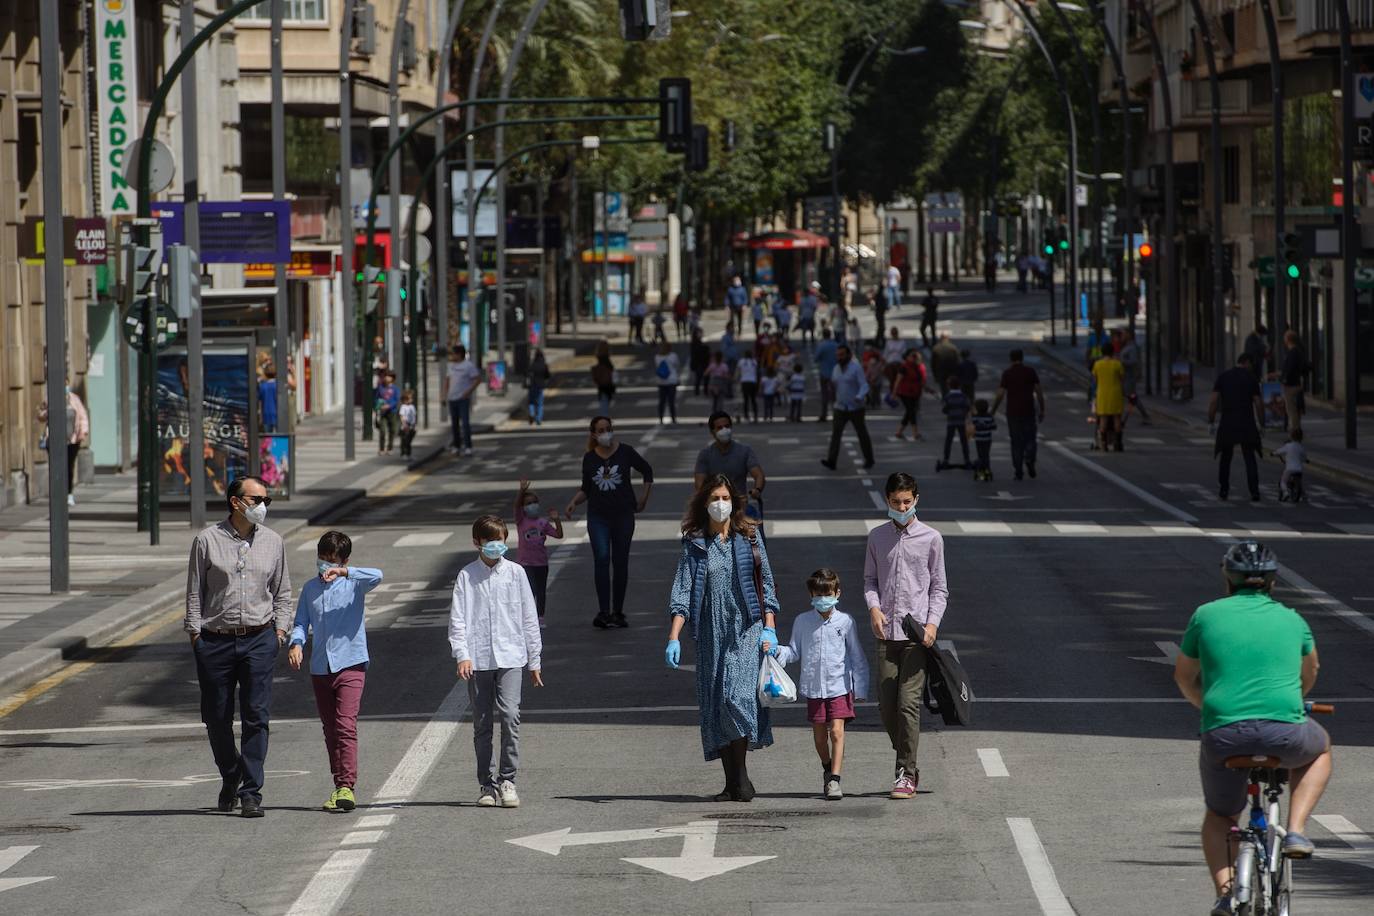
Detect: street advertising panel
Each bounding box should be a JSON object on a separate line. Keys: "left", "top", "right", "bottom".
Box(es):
{"left": 1169, "top": 359, "right": 1194, "bottom": 402}
{"left": 156, "top": 339, "right": 255, "bottom": 502}
{"left": 1262, "top": 381, "right": 1286, "bottom": 429}
{"left": 258, "top": 434, "right": 292, "bottom": 498}
{"left": 451, "top": 169, "right": 498, "bottom": 237}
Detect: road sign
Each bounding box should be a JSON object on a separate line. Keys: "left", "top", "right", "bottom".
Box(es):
{"left": 630, "top": 239, "right": 668, "bottom": 255}
{"left": 121, "top": 301, "right": 180, "bottom": 352}
{"left": 628, "top": 220, "right": 669, "bottom": 239}
{"left": 925, "top": 191, "right": 962, "bottom": 233}
{"left": 635, "top": 203, "right": 667, "bottom": 221}
{"left": 152, "top": 201, "right": 290, "bottom": 264}
{"left": 122, "top": 138, "right": 176, "bottom": 196}
{"left": 509, "top": 820, "right": 775, "bottom": 882}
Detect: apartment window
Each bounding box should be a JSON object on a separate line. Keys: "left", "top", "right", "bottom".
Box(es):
{"left": 1223, "top": 145, "right": 1241, "bottom": 205}
{"left": 244, "top": 0, "right": 327, "bottom": 23}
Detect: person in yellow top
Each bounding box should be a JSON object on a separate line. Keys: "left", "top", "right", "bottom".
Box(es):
{"left": 1092, "top": 348, "right": 1125, "bottom": 451}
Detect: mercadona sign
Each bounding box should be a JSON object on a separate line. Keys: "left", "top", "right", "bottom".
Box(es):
{"left": 95, "top": 0, "right": 139, "bottom": 216}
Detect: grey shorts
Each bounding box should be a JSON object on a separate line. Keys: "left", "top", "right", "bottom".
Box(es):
{"left": 1199, "top": 718, "right": 1330, "bottom": 816}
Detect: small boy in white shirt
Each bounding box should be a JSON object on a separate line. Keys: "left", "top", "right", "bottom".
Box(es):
{"left": 763, "top": 568, "right": 869, "bottom": 800}
{"left": 448, "top": 515, "right": 544, "bottom": 808}
{"left": 398, "top": 389, "right": 418, "bottom": 458}
{"left": 1273, "top": 428, "right": 1307, "bottom": 500}
{"left": 787, "top": 361, "right": 806, "bottom": 422}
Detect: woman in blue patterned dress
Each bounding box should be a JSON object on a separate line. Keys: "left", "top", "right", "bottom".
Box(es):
{"left": 664, "top": 474, "right": 780, "bottom": 801}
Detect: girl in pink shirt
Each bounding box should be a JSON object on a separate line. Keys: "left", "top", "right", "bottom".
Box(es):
{"left": 515, "top": 478, "right": 563, "bottom": 624}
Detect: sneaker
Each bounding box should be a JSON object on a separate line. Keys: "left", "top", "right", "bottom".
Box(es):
{"left": 819, "top": 459, "right": 837, "bottom": 471}
{"left": 1210, "top": 896, "right": 1236, "bottom": 916}
{"left": 592, "top": 612, "right": 611, "bottom": 629}
{"left": 824, "top": 778, "right": 842, "bottom": 801}
{"left": 609, "top": 612, "right": 629, "bottom": 628}
{"left": 67, "top": 494, "right": 75, "bottom": 507}
{"left": 1026, "top": 461, "right": 1036, "bottom": 479}
{"left": 890, "top": 766, "right": 917, "bottom": 800}
{"left": 1282, "top": 831, "right": 1315, "bottom": 859}
{"left": 334, "top": 786, "right": 356, "bottom": 812}
{"left": 462, "top": 447, "right": 474, "bottom": 457}
{"left": 477, "top": 785, "right": 500, "bottom": 807}
{"left": 498, "top": 780, "right": 520, "bottom": 808}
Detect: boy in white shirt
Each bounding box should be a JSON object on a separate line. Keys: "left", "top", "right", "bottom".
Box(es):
{"left": 448, "top": 515, "right": 544, "bottom": 808}
{"left": 1273, "top": 428, "right": 1307, "bottom": 500}
{"left": 763, "top": 568, "right": 870, "bottom": 800}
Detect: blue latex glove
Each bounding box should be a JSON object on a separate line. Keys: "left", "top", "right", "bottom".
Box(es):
{"left": 759, "top": 627, "right": 778, "bottom": 653}
{"left": 665, "top": 639, "right": 681, "bottom": 669}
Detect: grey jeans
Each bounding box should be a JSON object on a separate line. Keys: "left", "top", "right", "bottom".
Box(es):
{"left": 469, "top": 667, "right": 523, "bottom": 786}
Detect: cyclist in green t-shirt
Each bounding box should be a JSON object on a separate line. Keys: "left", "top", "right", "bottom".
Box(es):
{"left": 1174, "top": 541, "right": 1332, "bottom": 916}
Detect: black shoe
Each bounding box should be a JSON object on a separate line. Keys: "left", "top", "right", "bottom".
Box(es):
{"left": 1014, "top": 472, "right": 1023, "bottom": 481}
{"left": 820, "top": 459, "right": 837, "bottom": 471}
{"left": 240, "top": 798, "right": 264, "bottom": 818}
{"left": 592, "top": 612, "right": 611, "bottom": 629}
{"left": 862, "top": 461, "right": 875, "bottom": 470}
{"left": 609, "top": 613, "right": 629, "bottom": 628}
{"left": 216, "top": 780, "right": 238, "bottom": 813}
{"left": 1027, "top": 461, "right": 1036, "bottom": 479}
{"left": 1219, "top": 488, "right": 1229, "bottom": 500}
{"left": 1250, "top": 493, "right": 1261, "bottom": 502}
{"left": 734, "top": 778, "right": 756, "bottom": 802}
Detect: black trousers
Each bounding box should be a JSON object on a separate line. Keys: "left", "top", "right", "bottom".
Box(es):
{"left": 193, "top": 626, "right": 277, "bottom": 803}
{"left": 826, "top": 408, "right": 874, "bottom": 466}
{"left": 1218, "top": 441, "right": 1260, "bottom": 497}
{"left": 1007, "top": 415, "right": 1038, "bottom": 474}
{"left": 526, "top": 564, "right": 549, "bottom": 617}
{"left": 943, "top": 425, "right": 970, "bottom": 465}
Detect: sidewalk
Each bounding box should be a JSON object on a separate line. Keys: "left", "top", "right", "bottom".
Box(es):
{"left": 0, "top": 361, "right": 516, "bottom": 699}
{"left": 1037, "top": 335, "right": 1374, "bottom": 488}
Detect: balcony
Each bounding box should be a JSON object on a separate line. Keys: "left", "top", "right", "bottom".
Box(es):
{"left": 1297, "top": 0, "right": 1374, "bottom": 37}
{"left": 1177, "top": 75, "right": 1264, "bottom": 125}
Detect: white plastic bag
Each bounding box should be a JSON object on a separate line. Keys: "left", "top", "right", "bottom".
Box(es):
{"left": 758, "top": 654, "right": 797, "bottom": 707}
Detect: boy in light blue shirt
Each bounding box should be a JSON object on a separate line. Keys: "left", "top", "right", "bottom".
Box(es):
{"left": 764, "top": 568, "right": 870, "bottom": 800}
{"left": 288, "top": 530, "right": 383, "bottom": 812}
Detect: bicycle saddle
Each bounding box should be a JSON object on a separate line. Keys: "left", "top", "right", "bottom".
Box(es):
{"left": 1225, "top": 755, "right": 1282, "bottom": 769}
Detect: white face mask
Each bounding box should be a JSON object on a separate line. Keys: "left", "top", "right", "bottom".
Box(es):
{"left": 240, "top": 500, "right": 268, "bottom": 525}
{"left": 714, "top": 426, "right": 732, "bottom": 444}
{"left": 596, "top": 432, "right": 614, "bottom": 448}
{"left": 707, "top": 499, "right": 733, "bottom": 523}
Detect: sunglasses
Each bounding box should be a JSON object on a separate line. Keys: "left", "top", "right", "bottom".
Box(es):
{"left": 239, "top": 495, "right": 272, "bottom": 507}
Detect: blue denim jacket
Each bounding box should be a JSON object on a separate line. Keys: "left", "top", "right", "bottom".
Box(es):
{"left": 290, "top": 567, "right": 383, "bottom": 675}
{"left": 668, "top": 532, "right": 778, "bottom": 636}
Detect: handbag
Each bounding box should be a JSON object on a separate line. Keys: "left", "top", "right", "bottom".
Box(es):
{"left": 758, "top": 654, "right": 797, "bottom": 707}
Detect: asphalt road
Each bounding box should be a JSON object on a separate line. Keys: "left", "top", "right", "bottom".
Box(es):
{"left": 2, "top": 289, "right": 1373, "bottom": 915}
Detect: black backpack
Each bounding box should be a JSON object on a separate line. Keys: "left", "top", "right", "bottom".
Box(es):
{"left": 903, "top": 617, "right": 974, "bottom": 726}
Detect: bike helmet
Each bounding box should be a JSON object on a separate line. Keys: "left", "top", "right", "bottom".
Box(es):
{"left": 1221, "top": 540, "right": 1279, "bottom": 588}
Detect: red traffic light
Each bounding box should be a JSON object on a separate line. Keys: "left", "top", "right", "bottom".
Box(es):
{"left": 1137, "top": 242, "right": 1154, "bottom": 259}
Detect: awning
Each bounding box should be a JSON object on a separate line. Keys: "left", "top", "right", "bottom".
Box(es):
{"left": 746, "top": 229, "right": 830, "bottom": 250}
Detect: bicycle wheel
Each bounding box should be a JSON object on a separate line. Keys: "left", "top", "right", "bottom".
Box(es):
{"left": 1273, "top": 857, "right": 1293, "bottom": 916}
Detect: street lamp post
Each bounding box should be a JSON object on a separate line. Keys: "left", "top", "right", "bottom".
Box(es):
{"left": 1186, "top": 0, "right": 1226, "bottom": 374}
{"left": 339, "top": 0, "right": 356, "bottom": 461}
{"left": 1088, "top": 0, "right": 1134, "bottom": 331}
{"left": 434, "top": 1, "right": 469, "bottom": 419}
{"left": 1258, "top": 0, "right": 1286, "bottom": 352}
{"left": 465, "top": 0, "right": 506, "bottom": 367}
{"left": 1335, "top": 0, "right": 1358, "bottom": 448}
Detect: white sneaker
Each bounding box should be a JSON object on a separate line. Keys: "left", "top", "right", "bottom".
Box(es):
{"left": 477, "top": 785, "right": 500, "bottom": 807}
{"left": 462, "top": 447, "right": 474, "bottom": 457}
{"left": 498, "top": 780, "right": 520, "bottom": 808}
{"left": 66, "top": 494, "right": 75, "bottom": 507}
{"left": 824, "top": 778, "right": 842, "bottom": 800}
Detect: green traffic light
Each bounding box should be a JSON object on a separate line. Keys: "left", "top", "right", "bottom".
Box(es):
{"left": 355, "top": 271, "right": 365, "bottom": 283}
{"left": 1058, "top": 239, "right": 1069, "bottom": 251}
{"left": 1043, "top": 244, "right": 1054, "bottom": 256}
{"left": 1286, "top": 263, "right": 1301, "bottom": 280}
{"left": 399, "top": 287, "right": 408, "bottom": 301}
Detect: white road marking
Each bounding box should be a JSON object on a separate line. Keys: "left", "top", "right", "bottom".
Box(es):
{"left": 1148, "top": 524, "right": 1207, "bottom": 537}
{"left": 958, "top": 521, "right": 1013, "bottom": 534}
{"left": 869, "top": 491, "right": 887, "bottom": 511}
{"left": 1333, "top": 523, "right": 1374, "bottom": 536}
{"left": 1049, "top": 521, "right": 1107, "bottom": 535}
{"left": 1129, "top": 641, "right": 1181, "bottom": 666}
{"left": 0, "top": 845, "right": 53, "bottom": 895}
{"left": 284, "top": 849, "right": 372, "bottom": 916}
{"left": 510, "top": 822, "right": 775, "bottom": 882}
{"left": 1312, "top": 815, "right": 1374, "bottom": 871}
{"left": 354, "top": 815, "right": 395, "bottom": 829}
{"left": 978, "top": 748, "right": 1009, "bottom": 778}
{"left": 1048, "top": 442, "right": 1197, "bottom": 523}
{"left": 1007, "top": 818, "right": 1074, "bottom": 915}
{"left": 769, "top": 520, "right": 823, "bottom": 536}
{"left": 339, "top": 830, "right": 386, "bottom": 846}
{"left": 392, "top": 532, "right": 453, "bottom": 548}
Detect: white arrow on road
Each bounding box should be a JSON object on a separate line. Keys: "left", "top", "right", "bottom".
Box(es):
{"left": 982, "top": 491, "right": 1032, "bottom": 502}
{"left": 0, "top": 846, "right": 53, "bottom": 894}
{"left": 508, "top": 821, "right": 774, "bottom": 882}
{"left": 1129, "top": 641, "right": 1181, "bottom": 666}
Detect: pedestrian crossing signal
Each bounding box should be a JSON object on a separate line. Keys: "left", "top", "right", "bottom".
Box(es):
{"left": 1042, "top": 242, "right": 1054, "bottom": 256}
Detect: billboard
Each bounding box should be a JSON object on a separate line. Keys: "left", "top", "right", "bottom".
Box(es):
{"left": 156, "top": 342, "right": 253, "bottom": 501}
{"left": 451, "top": 169, "right": 498, "bottom": 237}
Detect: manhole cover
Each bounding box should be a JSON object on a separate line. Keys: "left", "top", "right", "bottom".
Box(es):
{"left": 0, "top": 825, "right": 79, "bottom": 836}
{"left": 704, "top": 810, "right": 828, "bottom": 820}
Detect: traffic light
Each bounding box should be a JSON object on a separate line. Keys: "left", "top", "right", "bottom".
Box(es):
{"left": 1280, "top": 232, "right": 1304, "bottom": 281}
{"left": 1042, "top": 238, "right": 1055, "bottom": 257}
{"left": 129, "top": 243, "right": 162, "bottom": 316}
{"left": 398, "top": 275, "right": 408, "bottom": 302}
{"left": 1057, "top": 226, "right": 1070, "bottom": 252}
{"left": 166, "top": 245, "right": 200, "bottom": 320}
{"left": 659, "top": 78, "right": 691, "bottom": 153}
{"left": 687, "top": 123, "right": 710, "bottom": 172}
{"left": 362, "top": 266, "right": 383, "bottom": 314}
{"left": 1137, "top": 241, "right": 1154, "bottom": 260}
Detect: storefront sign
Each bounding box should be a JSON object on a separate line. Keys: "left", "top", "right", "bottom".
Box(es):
{"left": 19, "top": 217, "right": 108, "bottom": 266}
{"left": 245, "top": 249, "right": 336, "bottom": 279}
{"left": 95, "top": 0, "right": 139, "bottom": 215}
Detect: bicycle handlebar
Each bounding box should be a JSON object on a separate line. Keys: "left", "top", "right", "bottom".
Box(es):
{"left": 1305, "top": 702, "right": 1335, "bottom": 715}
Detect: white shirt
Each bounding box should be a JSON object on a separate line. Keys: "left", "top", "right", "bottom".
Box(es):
{"left": 761, "top": 376, "right": 779, "bottom": 396}
{"left": 883, "top": 339, "right": 906, "bottom": 364}
{"left": 887, "top": 266, "right": 900, "bottom": 287}
{"left": 774, "top": 609, "right": 870, "bottom": 701}
{"left": 448, "top": 557, "right": 542, "bottom": 671}
{"left": 737, "top": 357, "right": 759, "bottom": 384}
{"left": 1274, "top": 441, "right": 1306, "bottom": 473}
{"left": 447, "top": 359, "right": 482, "bottom": 402}
{"left": 656, "top": 352, "right": 681, "bottom": 386}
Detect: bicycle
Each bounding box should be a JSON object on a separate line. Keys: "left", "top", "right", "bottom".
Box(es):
{"left": 1276, "top": 472, "right": 1304, "bottom": 504}
{"left": 1221, "top": 702, "right": 1334, "bottom": 916}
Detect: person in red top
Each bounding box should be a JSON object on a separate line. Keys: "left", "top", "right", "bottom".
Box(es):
{"left": 893, "top": 350, "right": 927, "bottom": 441}
{"left": 990, "top": 349, "right": 1046, "bottom": 480}
{"left": 672, "top": 293, "right": 690, "bottom": 340}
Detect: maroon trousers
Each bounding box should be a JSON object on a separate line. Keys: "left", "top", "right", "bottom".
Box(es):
{"left": 311, "top": 664, "right": 366, "bottom": 788}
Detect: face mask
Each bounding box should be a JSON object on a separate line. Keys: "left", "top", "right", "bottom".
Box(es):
{"left": 888, "top": 505, "right": 917, "bottom": 525}
{"left": 714, "top": 427, "right": 732, "bottom": 444}
{"left": 524, "top": 503, "right": 542, "bottom": 518}
{"left": 707, "top": 499, "right": 733, "bottom": 523}
{"left": 596, "top": 432, "right": 614, "bottom": 448}
{"left": 481, "top": 540, "right": 508, "bottom": 560}
{"left": 241, "top": 501, "right": 268, "bottom": 525}
{"left": 317, "top": 560, "right": 334, "bottom": 577}
{"left": 811, "top": 595, "right": 840, "bottom": 613}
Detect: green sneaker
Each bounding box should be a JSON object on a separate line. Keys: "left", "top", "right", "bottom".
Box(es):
{"left": 322, "top": 789, "right": 340, "bottom": 812}
{"left": 335, "top": 786, "right": 356, "bottom": 812}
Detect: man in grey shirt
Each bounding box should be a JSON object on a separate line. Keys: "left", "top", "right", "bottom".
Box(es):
{"left": 186, "top": 475, "right": 291, "bottom": 817}
{"left": 694, "top": 411, "right": 765, "bottom": 503}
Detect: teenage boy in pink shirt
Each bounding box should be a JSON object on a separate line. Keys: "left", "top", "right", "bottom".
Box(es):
{"left": 863, "top": 471, "right": 948, "bottom": 800}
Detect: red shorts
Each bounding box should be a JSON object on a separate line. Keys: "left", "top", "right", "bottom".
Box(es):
{"left": 806, "top": 692, "right": 856, "bottom": 724}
